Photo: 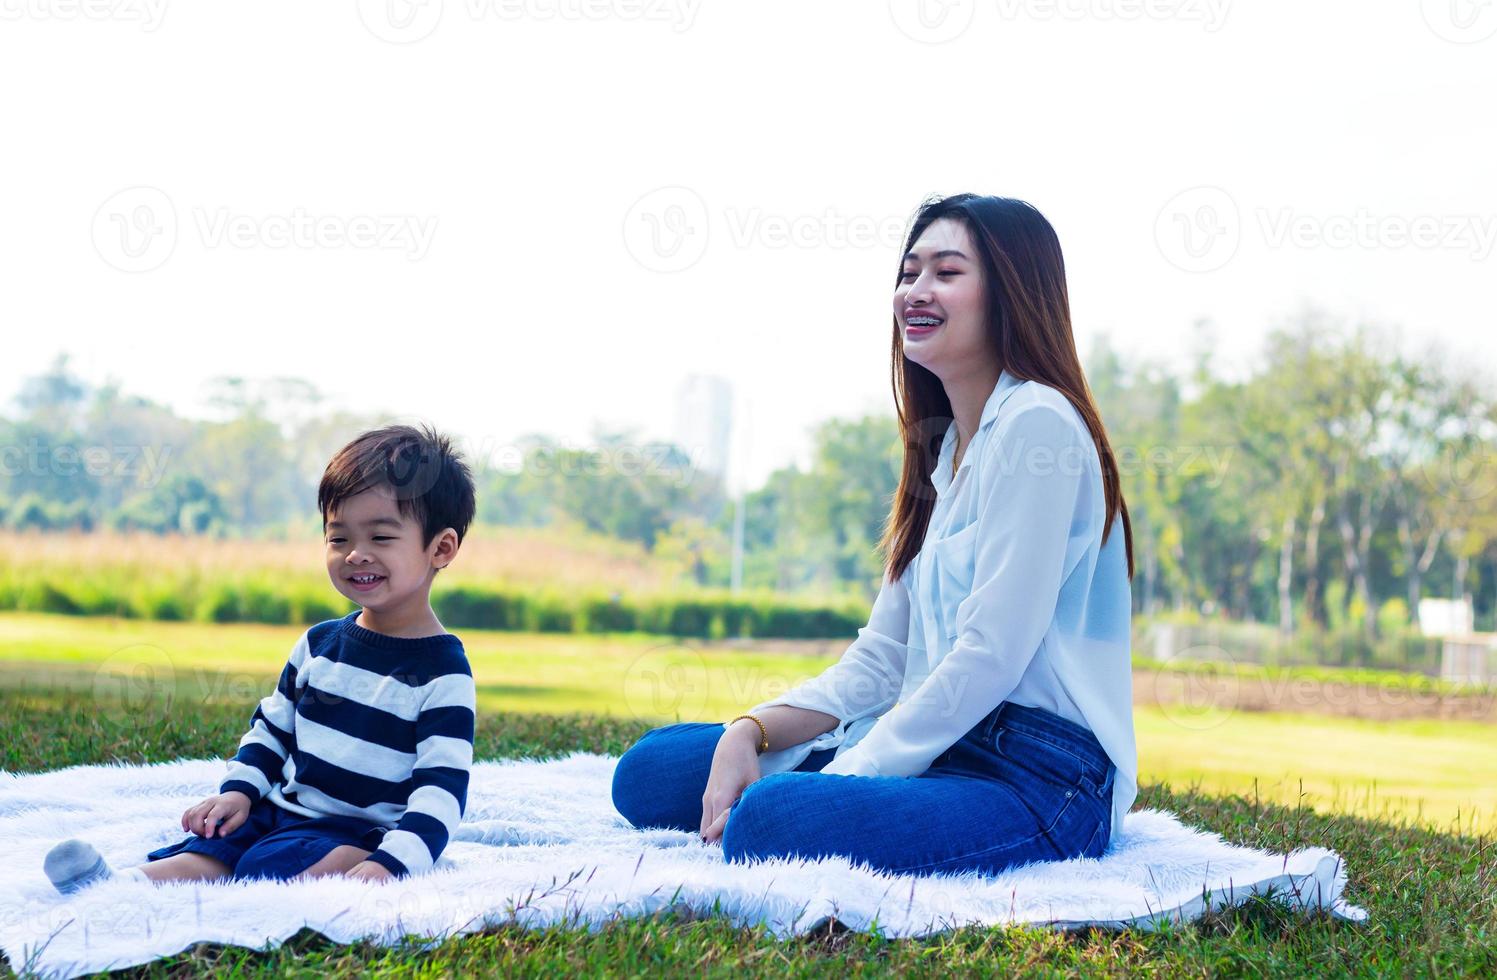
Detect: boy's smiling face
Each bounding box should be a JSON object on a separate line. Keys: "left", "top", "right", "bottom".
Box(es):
{"left": 324, "top": 487, "right": 456, "bottom": 614}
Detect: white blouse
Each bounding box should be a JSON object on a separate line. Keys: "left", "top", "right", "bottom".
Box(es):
{"left": 747, "top": 369, "right": 1138, "bottom": 841}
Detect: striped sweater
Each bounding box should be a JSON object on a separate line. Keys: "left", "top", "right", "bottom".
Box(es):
{"left": 220, "top": 611, "right": 476, "bottom": 877}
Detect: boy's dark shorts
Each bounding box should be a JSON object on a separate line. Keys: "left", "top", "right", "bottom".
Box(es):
{"left": 147, "top": 796, "right": 388, "bottom": 880}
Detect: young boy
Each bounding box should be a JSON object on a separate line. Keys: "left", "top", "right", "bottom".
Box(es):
{"left": 44, "top": 423, "right": 478, "bottom": 892}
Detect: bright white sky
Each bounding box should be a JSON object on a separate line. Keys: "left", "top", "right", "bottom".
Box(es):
{"left": 2, "top": 0, "right": 1494, "bottom": 494}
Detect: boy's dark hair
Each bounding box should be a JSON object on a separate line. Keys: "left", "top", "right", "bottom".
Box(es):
{"left": 318, "top": 423, "right": 476, "bottom": 556}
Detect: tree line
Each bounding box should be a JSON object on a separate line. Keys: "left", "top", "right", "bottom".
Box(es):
{"left": 3, "top": 311, "right": 1494, "bottom": 639}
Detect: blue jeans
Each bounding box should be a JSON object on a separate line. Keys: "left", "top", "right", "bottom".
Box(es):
{"left": 612, "top": 701, "right": 1115, "bottom": 876}
{"left": 146, "top": 797, "right": 387, "bottom": 880}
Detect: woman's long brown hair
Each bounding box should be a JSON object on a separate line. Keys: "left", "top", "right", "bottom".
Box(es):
{"left": 878, "top": 194, "right": 1134, "bottom": 583}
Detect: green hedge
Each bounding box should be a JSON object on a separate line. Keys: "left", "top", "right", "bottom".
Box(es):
{"left": 0, "top": 568, "right": 867, "bottom": 640}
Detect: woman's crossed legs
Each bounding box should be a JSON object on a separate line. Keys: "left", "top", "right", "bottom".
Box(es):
{"left": 612, "top": 719, "right": 1107, "bottom": 877}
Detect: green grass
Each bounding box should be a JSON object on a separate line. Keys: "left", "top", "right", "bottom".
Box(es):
{"left": 1135, "top": 710, "right": 1497, "bottom": 835}
{"left": 1, "top": 689, "right": 1494, "bottom": 977}
{"left": 1131, "top": 653, "right": 1490, "bottom": 698}
{"left": 3, "top": 612, "right": 1494, "bottom": 834}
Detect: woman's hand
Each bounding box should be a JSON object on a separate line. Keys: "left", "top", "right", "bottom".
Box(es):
{"left": 700, "top": 721, "right": 763, "bottom": 844}
{"left": 181, "top": 790, "right": 252, "bottom": 839}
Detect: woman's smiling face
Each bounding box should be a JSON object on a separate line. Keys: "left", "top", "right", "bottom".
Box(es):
{"left": 893, "top": 217, "right": 992, "bottom": 378}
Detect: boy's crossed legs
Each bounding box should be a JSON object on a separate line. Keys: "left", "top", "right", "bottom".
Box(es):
{"left": 46, "top": 790, "right": 388, "bottom": 894}
{"left": 47, "top": 841, "right": 373, "bottom": 892}
{"left": 137, "top": 844, "right": 371, "bottom": 882}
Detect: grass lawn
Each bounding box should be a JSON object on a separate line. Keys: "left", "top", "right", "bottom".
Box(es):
{"left": 2, "top": 612, "right": 1493, "bottom": 834}
{"left": 2, "top": 689, "right": 1494, "bottom": 976}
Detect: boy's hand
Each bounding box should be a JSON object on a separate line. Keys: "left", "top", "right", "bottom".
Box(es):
{"left": 182, "top": 791, "right": 252, "bottom": 839}
{"left": 345, "top": 861, "right": 394, "bottom": 883}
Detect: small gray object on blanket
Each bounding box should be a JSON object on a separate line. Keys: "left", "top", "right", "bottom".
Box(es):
{"left": 0, "top": 754, "right": 1367, "bottom": 979}
{"left": 42, "top": 840, "right": 116, "bottom": 895}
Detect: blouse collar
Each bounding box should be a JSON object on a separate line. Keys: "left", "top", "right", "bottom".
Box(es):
{"left": 932, "top": 369, "right": 1023, "bottom": 495}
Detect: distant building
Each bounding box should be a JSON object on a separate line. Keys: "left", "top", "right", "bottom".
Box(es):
{"left": 673, "top": 374, "right": 734, "bottom": 484}
{"left": 1418, "top": 598, "right": 1473, "bottom": 637}
{"left": 1441, "top": 634, "right": 1497, "bottom": 686}
{"left": 1422, "top": 599, "right": 1497, "bottom": 686}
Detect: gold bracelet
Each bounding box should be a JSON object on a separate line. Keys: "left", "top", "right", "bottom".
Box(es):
{"left": 729, "top": 713, "right": 769, "bottom": 754}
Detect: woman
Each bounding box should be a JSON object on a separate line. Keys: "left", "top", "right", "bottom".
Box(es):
{"left": 612, "top": 194, "right": 1137, "bottom": 876}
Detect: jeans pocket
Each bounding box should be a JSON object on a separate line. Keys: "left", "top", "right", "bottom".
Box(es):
{"left": 1082, "top": 817, "right": 1108, "bottom": 859}
{"left": 994, "top": 726, "right": 1093, "bottom": 793}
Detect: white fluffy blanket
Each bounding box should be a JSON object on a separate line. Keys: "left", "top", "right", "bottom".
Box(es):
{"left": 0, "top": 754, "right": 1366, "bottom": 977}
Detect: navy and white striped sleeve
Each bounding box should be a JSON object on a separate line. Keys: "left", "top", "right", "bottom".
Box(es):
{"left": 220, "top": 631, "right": 309, "bottom": 801}
{"left": 366, "top": 665, "right": 476, "bottom": 877}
